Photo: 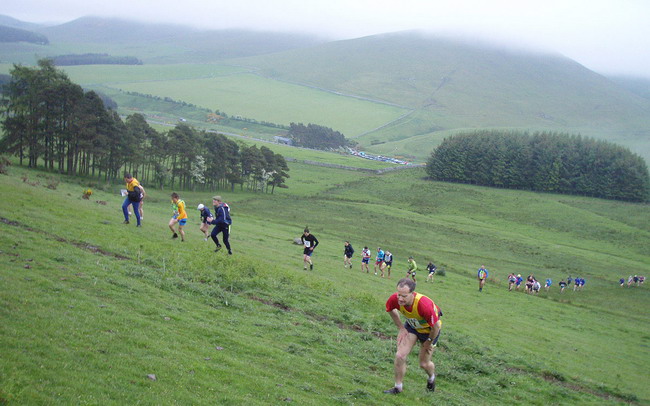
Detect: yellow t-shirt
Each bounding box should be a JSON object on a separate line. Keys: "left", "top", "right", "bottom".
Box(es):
{"left": 126, "top": 178, "right": 140, "bottom": 192}
{"left": 176, "top": 199, "right": 187, "bottom": 220}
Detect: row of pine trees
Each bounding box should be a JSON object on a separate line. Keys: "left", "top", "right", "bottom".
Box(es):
{"left": 426, "top": 130, "right": 650, "bottom": 202}
{"left": 0, "top": 59, "right": 289, "bottom": 193}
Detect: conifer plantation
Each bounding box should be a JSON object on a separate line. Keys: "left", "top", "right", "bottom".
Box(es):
{"left": 426, "top": 131, "right": 650, "bottom": 202}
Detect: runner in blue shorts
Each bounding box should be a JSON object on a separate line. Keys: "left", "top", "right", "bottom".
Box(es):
{"left": 361, "top": 247, "right": 371, "bottom": 273}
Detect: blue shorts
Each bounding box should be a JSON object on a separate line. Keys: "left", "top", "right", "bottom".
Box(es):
{"left": 362, "top": 258, "right": 370, "bottom": 264}
{"left": 404, "top": 322, "right": 440, "bottom": 344}
{"left": 179, "top": 218, "right": 187, "bottom": 226}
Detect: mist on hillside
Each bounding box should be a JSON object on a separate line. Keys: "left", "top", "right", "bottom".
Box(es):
{"left": 2, "top": 0, "right": 650, "bottom": 79}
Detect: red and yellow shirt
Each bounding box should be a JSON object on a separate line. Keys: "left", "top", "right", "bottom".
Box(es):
{"left": 386, "top": 292, "right": 441, "bottom": 334}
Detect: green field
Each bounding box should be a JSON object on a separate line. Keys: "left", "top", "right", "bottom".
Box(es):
{"left": 56, "top": 64, "right": 411, "bottom": 138}
{"left": 62, "top": 64, "right": 249, "bottom": 83}
{"left": 1, "top": 162, "right": 648, "bottom": 405}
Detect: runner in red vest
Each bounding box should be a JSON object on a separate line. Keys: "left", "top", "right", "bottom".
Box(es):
{"left": 384, "top": 278, "right": 442, "bottom": 395}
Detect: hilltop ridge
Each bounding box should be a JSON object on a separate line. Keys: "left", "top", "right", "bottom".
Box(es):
{"left": 34, "top": 16, "right": 325, "bottom": 62}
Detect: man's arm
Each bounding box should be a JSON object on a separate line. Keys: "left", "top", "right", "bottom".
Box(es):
{"left": 389, "top": 309, "right": 403, "bottom": 330}
{"left": 424, "top": 319, "right": 442, "bottom": 349}
{"left": 429, "top": 320, "right": 441, "bottom": 340}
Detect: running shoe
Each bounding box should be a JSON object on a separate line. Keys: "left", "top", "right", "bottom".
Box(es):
{"left": 426, "top": 379, "right": 436, "bottom": 392}
{"left": 383, "top": 387, "right": 402, "bottom": 394}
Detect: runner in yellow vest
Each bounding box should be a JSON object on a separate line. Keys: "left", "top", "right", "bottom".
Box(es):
{"left": 384, "top": 278, "right": 442, "bottom": 395}
{"left": 169, "top": 192, "right": 187, "bottom": 242}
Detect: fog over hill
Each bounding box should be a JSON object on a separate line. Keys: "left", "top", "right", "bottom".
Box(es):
{"left": 34, "top": 16, "right": 325, "bottom": 61}
{"left": 238, "top": 31, "right": 634, "bottom": 109}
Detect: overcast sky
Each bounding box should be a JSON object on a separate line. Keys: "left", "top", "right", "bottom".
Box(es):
{"left": 2, "top": 0, "right": 650, "bottom": 77}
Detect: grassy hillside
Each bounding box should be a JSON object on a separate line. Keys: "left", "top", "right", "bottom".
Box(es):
{"left": 232, "top": 32, "right": 650, "bottom": 162}
{"left": 608, "top": 75, "right": 650, "bottom": 101}
{"left": 1, "top": 162, "right": 648, "bottom": 405}
{"left": 98, "top": 72, "right": 408, "bottom": 137}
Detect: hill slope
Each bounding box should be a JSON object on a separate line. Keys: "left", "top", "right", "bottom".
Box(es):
{"left": 608, "top": 75, "right": 650, "bottom": 101}
{"left": 1, "top": 162, "right": 649, "bottom": 404}
{"left": 233, "top": 31, "right": 650, "bottom": 161}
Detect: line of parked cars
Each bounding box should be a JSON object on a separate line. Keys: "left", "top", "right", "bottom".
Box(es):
{"left": 349, "top": 149, "right": 409, "bottom": 165}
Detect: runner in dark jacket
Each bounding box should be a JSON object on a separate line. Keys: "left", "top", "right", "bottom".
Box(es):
{"left": 210, "top": 196, "right": 232, "bottom": 254}
{"left": 344, "top": 241, "right": 355, "bottom": 269}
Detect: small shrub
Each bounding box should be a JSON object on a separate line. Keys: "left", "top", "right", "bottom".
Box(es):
{"left": 82, "top": 188, "right": 93, "bottom": 199}
{"left": 437, "top": 268, "right": 446, "bottom": 276}
{"left": 45, "top": 177, "right": 59, "bottom": 190}
{"left": 542, "top": 369, "right": 566, "bottom": 382}
{"left": 22, "top": 176, "right": 39, "bottom": 186}
{"left": 0, "top": 156, "right": 11, "bottom": 174}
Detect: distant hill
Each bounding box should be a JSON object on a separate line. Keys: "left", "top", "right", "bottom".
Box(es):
{"left": 238, "top": 31, "right": 650, "bottom": 117}
{"left": 607, "top": 75, "right": 650, "bottom": 101}
{"left": 0, "top": 15, "right": 44, "bottom": 30}
{"left": 0, "top": 25, "right": 48, "bottom": 44}
{"left": 233, "top": 31, "right": 650, "bottom": 162}
{"left": 34, "top": 16, "right": 325, "bottom": 63}
{"left": 36, "top": 16, "right": 194, "bottom": 44}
